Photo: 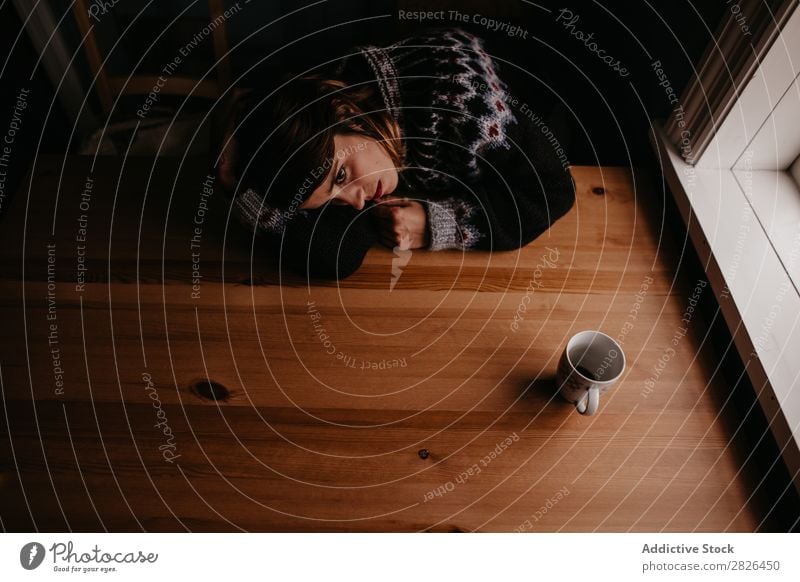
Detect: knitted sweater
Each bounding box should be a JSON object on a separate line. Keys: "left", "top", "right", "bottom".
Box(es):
{"left": 232, "top": 28, "right": 575, "bottom": 279}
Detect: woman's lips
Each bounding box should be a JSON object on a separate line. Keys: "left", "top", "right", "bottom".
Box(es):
{"left": 373, "top": 180, "right": 383, "bottom": 200}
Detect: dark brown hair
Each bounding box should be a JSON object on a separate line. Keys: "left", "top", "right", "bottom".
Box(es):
{"left": 223, "top": 75, "right": 404, "bottom": 208}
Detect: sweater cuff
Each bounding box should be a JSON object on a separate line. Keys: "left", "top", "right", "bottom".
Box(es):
{"left": 424, "top": 198, "right": 484, "bottom": 251}
{"left": 232, "top": 188, "right": 306, "bottom": 236}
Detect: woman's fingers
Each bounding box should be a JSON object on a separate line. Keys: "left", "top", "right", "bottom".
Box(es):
{"left": 373, "top": 200, "right": 427, "bottom": 249}
{"left": 377, "top": 197, "right": 410, "bottom": 206}
{"left": 371, "top": 205, "right": 392, "bottom": 219}
{"left": 372, "top": 205, "right": 405, "bottom": 229}
{"left": 380, "top": 235, "right": 397, "bottom": 248}
{"left": 378, "top": 224, "right": 401, "bottom": 242}
{"left": 376, "top": 221, "right": 403, "bottom": 248}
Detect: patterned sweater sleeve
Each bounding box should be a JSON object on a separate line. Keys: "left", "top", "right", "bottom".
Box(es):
{"left": 422, "top": 120, "right": 576, "bottom": 252}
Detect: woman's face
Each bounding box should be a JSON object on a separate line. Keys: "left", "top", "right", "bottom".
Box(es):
{"left": 299, "top": 133, "right": 398, "bottom": 211}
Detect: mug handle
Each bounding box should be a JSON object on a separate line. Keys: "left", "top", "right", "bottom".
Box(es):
{"left": 576, "top": 387, "right": 599, "bottom": 415}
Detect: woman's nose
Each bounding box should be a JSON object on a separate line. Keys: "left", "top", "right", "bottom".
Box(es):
{"left": 341, "top": 185, "right": 368, "bottom": 210}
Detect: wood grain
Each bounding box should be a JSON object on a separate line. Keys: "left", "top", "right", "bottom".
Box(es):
{"left": 0, "top": 156, "right": 764, "bottom": 531}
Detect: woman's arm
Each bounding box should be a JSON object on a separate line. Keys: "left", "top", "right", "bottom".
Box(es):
{"left": 371, "top": 198, "right": 429, "bottom": 249}
{"left": 233, "top": 190, "right": 377, "bottom": 280}
{"left": 279, "top": 205, "right": 377, "bottom": 279}
{"left": 422, "top": 121, "right": 576, "bottom": 252}
{"left": 373, "top": 121, "right": 575, "bottom": 253}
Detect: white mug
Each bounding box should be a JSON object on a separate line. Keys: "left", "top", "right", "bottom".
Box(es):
{"left": 556, "top": 330, "right": 625, "bottom": 415}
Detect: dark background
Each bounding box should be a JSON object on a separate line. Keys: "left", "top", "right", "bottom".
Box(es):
{"left": 1, "top": 0, "right": 727, "bottom": 167}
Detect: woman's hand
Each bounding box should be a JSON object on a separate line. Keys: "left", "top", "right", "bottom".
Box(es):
{"left": 372, "top": 197, "right": 429, "bottom": 250}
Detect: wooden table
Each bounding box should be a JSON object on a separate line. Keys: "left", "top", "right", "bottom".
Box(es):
{"left": 0, "top": 155, "right": 764, "bottom": 531}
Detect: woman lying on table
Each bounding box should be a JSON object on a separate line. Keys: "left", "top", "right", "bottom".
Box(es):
{"left": 215, "top": 28, "right": 575, "bottom": 280}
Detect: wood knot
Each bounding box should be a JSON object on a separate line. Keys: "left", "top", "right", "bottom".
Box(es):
{"left": 418, "top": 448, "right": 430, "bottom": 460}
{"left": 190, "top": 379, "right": 230, "bottom": 402}
{"left": 592, "top": 186, "right": 606, "bottom": 196}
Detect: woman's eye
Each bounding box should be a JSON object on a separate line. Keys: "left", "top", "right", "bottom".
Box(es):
{"left": 335, "top": 166, "right": 346, "bottom": 185}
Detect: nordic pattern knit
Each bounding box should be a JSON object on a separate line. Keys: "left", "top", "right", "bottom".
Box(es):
{"left": 232, "top": 28, "right": 575, "bottom": 279}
